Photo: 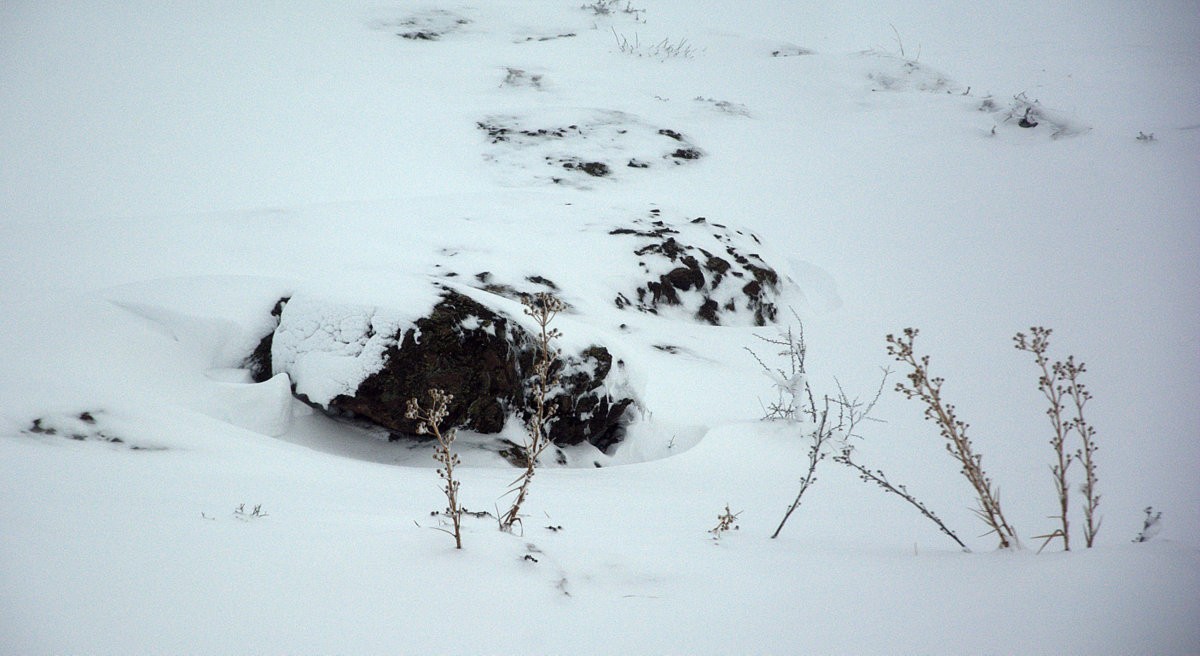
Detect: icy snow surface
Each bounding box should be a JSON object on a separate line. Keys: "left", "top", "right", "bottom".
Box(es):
{"left": 2, "top": 1, "right": 1198, "bottom": 654}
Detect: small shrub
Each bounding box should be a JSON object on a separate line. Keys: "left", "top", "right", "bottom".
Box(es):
{"left": 611, "top": 28, "right": 697, "bottom": 60}
{"left": 582, "top": 0, "right": 644, "bottom": 20}
{"left": 709, "top": 504, "right": 741, "bottom": 540}
{"left": 233, "top": 504, "right": 268, "bottom": 520}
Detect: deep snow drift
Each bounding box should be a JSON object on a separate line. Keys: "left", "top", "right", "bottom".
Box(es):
{"left": 2, "top": 1, "right": 1198, "bottom": 653}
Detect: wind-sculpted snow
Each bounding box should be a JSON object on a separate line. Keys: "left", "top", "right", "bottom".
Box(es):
{"left": 2, "top": 1, "right": 1197, "bottom": 653}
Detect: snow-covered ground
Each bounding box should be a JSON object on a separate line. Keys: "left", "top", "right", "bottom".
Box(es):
{"left": 2, "top": 1, "right": 1198, "bottom": 653}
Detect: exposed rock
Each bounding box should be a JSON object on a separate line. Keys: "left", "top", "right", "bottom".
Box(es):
{"left": 252, "top": 286, "right": 637, "bottom": 452}
{"left": 246, "top": 297, "right": 288, "bottom": 383}
{"left": 607, "top": 214, "right": 785, "bottom": 326}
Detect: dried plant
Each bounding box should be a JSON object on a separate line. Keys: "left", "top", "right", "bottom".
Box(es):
{"left": 753, "top": 315, "right": 884, "bottom": 539}
{"left": 1061, "top": 355, "right": 1101, "bottom": 547}
{"left": 835, "top": 446, "right": 968, "bottom": 551}
{"left": 1014, "top": 327, "right": 1073, "bottom": 551}
{"left": 1132, "top": 506, "right": 1161, "bottom": 543}
{"left": 709, "top": 504, "right": 741, "bottom": 540}
{"left": 406, "top": 389, "right": 463, "bottom": 549}
{"left": 582, "top": 0, "right": 644, "bottom": 19}
{"left": 887, "top": 328, "right": 1019, "bottom": 549}
{"left": 611, "top": 28, "right": 696, "bottom": 60}
{"left": 744, "top": 313, "right": 815, "bottom": 422}
{"left": 500, "top": 292, "right": 566, "bottom": 532}
{"left": 233, "top": 503, "right": 269, "bottom": 520}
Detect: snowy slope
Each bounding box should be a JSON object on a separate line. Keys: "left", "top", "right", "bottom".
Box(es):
{"left": 2, "top": 1, "right": 1198, "bottom": 653}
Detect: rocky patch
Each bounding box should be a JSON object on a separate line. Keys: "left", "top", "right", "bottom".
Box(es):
{"left": 477, "top": 109, "right": 703, "bottom": 187}
{"left": 24, "top": 411, "right": 163, "bottom": 450}
{"left": 388, "top": 10, "right": 471, "bottom": 41}
{"left": 607, "top": 213, "right": 785, "bottom": 326}
{"left": 250, "top": 285, "right": 637, "bottom": 453}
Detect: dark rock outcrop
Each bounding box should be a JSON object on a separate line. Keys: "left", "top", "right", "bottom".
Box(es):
{"left": 609, "top": 215, "right": 784, "bottom": 326}
{"left": 247, "top": 287, "right": 636, "bottom": 452}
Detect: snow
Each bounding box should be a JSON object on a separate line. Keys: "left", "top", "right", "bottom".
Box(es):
{"left": 2, "top": 1, "right": 1199, "bottom": 654}
{"left": 272, "top": 281, "right": 440, "bottom": 407}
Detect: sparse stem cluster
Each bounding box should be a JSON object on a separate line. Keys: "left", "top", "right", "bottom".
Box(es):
{"left": 1014, "top": 327, "right": 1073, "bottom": 551}
{"left": 406, "top": 389, "right": 464, "bottom": 549}
{"left": 887, "top": 328, "right": 1019, "bottom": 549}
{"left": 1015, "top": 327, "right": 1101, "bottom": 550}
{"left": 744, "top": 318, "right": 815, "bottom": 423}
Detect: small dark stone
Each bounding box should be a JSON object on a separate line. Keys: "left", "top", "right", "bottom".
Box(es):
{"left": 696, "top": 298, "right": 720, "bottom": 325}
{"left": 658, "top": 128, "right": 684, "bottom": 141}
{"left": 665, "top": 261, "right": 704, "bottom": 291}
{"left": 563, "top": 160, "right": 610, "bottom": 177}
{"left": 578, "top": 161, "right": 610, "bottom": 177}
{"left": 400, "top": 31, "right": 440, "bottom": 41}
{"left": 526, "top": 275, "right": 559, "bottom": 290}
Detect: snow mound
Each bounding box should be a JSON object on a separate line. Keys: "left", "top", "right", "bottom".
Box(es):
{"left": 271, "top": 291, "right": 437, "bottom": 407}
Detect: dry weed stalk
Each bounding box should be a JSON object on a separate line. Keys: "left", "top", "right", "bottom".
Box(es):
{"left": 1014, "top": 327, "right": 1073, "bottom": 551}
{"left": 887, "top": 328, "right": 1019, "bottom": 549}
{"left": 1061, "top": 355, "right": 1101, "bottom": 547}
{"left": 500, "top": 292, "right": 566, "bottom": 532}
{"left": 406, "top": 389, "right": 463, "bottom": 549}
{"left": 834, "top": 447, "right": 968, "bottom": 551}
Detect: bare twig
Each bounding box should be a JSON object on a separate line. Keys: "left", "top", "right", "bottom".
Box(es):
{"left": 764, "top": 322, "right": 885, "bottom": 539}
{"left": 835, "top": 446, "right": 969, "bottom": 551}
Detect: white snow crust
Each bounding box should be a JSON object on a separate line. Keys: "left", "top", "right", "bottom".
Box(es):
{"left": 2, "top": 1, "right": 1198, "bottom": 654}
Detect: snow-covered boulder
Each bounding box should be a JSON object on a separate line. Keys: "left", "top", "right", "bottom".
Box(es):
{"left": 250, "top": 283, "right": 637, "bottom": 452}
